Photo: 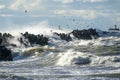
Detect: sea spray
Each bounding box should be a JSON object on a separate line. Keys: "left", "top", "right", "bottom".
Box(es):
{"left": 0, "top": 21, "right": 70, "bottom": 36}
{"left": 0, "top": 28, "right": 120, "bottom": 80}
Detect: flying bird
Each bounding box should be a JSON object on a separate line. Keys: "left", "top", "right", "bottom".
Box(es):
{"left": 25, "top": 10, "right": 27, "bottom": 13}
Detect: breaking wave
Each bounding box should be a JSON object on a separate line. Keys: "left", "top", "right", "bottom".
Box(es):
{"left": 10, "top": 36, "right": 120, "bottom": 66}
{"left": 1, "top": 23, "right": 120, "bottom": 80}
{"left": 0, "top": 21, "right": 120, "bottom": 67}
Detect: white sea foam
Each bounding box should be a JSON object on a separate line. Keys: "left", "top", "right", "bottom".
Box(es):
{"left": 76, "top": 36, "right": 120, "bottom": 46}
{"left": 56, "top": 49, "right": 91, "bottom": 66}
{"left": 1, "top": 22, "right": 120, "bottom": 66}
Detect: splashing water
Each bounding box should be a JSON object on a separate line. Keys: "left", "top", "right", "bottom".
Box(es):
{"left": 0, "top": 22, "right": 120, "bottom": 80}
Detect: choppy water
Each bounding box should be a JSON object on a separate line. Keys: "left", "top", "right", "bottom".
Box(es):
{"left": 0, "top": 35, "right": 120, "bottom": 80}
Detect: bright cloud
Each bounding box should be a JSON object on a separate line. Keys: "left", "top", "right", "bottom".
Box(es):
{"left": 9, "top": 0, "right": 44, "bottom": 10}
{"left": 82, "top": 0, "right": 108, "bottom": 3}
{"left": 54, "top": 10, "right": 97, "bottom": 19}
{"left": 54, "top": 0, "right": 74, "bottom": 3}
{"left": 54, "top": 10, "right": 67, "bottom": 15}
{"left": 54, "top": 9, "right": 117, "bottom": 20}
{"left": 9, "top": 0, "right": 23, "bottom": 10}
{"left": 116, "top": 18, "right": 120, "bottom": 22}
{"left": 0, "top": 5, "right": 6, "bottom": 9}
{"left": 0, "top": 0, "right": 120, "bottom": 31}
{"left": 71, "top": 10, "right": 96, "bottom": 19}
{"left": 0, "top": 14, "right": 13, "bottom": 17}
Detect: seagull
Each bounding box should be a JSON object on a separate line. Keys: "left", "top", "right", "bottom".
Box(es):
{"left": 25, "top": 10, "right": 27, "bottom": 13}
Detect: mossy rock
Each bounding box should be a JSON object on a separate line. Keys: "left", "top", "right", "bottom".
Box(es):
{"left": 10, "top": 44, "right": 17, "bottom": 47}
{"left": 45, "top": 47, "right": 56, "bottom": 51}
{"left": 23, "top": 47, "right": 43, "bottom": 57}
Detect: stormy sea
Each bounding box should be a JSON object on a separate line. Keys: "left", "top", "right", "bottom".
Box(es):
{"left": 0, "top": 27, "right": 120, "bottom": 80}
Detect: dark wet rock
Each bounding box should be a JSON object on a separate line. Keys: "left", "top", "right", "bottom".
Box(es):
{"left": 0, "top": 33, "right": 13, "bottom": 61}
{"left": 74, "top": 57, "right": 91, "bottom": 65}
{"left": 0, "top": 38, "right": 2, "bottom": 45}
{"left": 0, "top": 32, "right": 14, "bottom": 46}
{"left": 0, "top": 46, "right": 13, "bottom": 61}
{"left": 54, "top": 32, "right": 72, "bottom": 41}
{"left": 9, "top": 43, "right": 17, "bottom": 47}
{"left": 53, "top": 28, "right": 99, "bottom": 41}
{"left": 112, "top": 57, "right": 120, "bottom": 62}
{"left": 2, "top": 33, "right": 13, "bottom": 38}
{"left": 71, "top": 28, "right": 99, "bottom": 40}
{"left": 103, "top": 31, "right": 109, "bottom": 34}
{"left": 20, "top": 32, "right": 49, "bottom": 46}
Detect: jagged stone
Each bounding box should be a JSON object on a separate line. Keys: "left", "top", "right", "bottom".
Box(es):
{"left": 0, "top": 38, "right": 2, "bottom": 45}
{"left": 54, "top": 28, "right": 99, "bottom": 41}
{"left": 0, "top": 32, "right": 14, "bottom": 45}
{"left": 71, "top": 28, "right": 99, "bottom": 40}
{"left": 0, "top": 46, "right": 13, "bottom": 61}
{"left": 54, "top": 32, "right": 72, "bottom": 41}
{"left": 20, "top": 32, "right": 49, "bottom": 46}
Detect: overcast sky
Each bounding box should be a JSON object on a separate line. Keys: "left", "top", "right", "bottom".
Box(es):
{"left": 0, "top": 0, "right": 120, "bottom": 31}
